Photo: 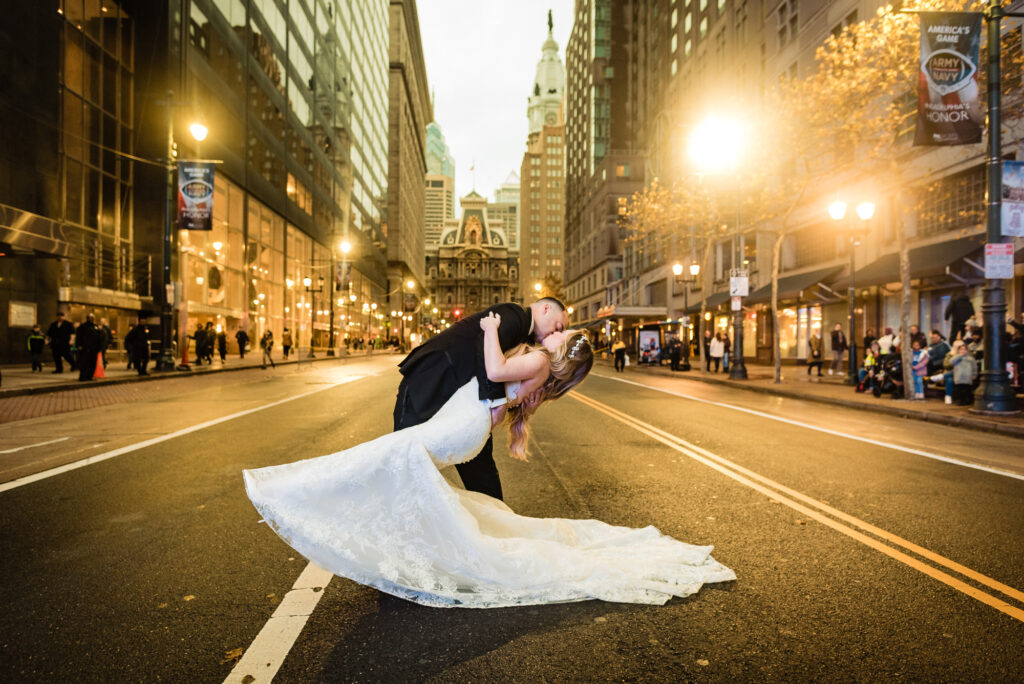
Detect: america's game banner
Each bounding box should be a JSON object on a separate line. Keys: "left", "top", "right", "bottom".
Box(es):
{"left": 913, "top": 12, "right": 983, "bottom": 146}
{"left": 1003, "top": 161, "right": 1024, "bottom": 237}
{"left": 177, "top": 161, "right": 215, "bottom": 230}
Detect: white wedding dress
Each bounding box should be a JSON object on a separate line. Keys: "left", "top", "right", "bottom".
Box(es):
{"left": 243, "top": 379, "right": 735, "bottom": 608}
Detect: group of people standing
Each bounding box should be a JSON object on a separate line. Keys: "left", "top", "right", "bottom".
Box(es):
{"left": 24, "top": 311, "right": 150, "bottom": 381}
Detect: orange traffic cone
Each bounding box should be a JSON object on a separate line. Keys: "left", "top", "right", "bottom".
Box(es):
{"left": 93, "top": 352, "right": 105, "bottom": 378}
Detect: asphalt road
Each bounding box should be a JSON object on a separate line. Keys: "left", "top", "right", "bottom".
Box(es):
{"left": 0, "top": 356, "right": 1021, "bottom": 682}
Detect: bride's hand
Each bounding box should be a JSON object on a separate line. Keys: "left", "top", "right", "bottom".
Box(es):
{"left": 479, "top": 312, "right": 501, "bottom": 332}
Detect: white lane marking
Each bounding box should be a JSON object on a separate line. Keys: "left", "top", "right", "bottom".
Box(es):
{"left": 0, "top": 437, "right": 70, "bottom": 454}
{"left": 224, "top": 563, "right": 334, "bottom": 684}
{"left": 0, "top": 376, "right": 364, "bottom": 494}
{"left": 593, "top": 373, "right": 1024, "bottom": 482}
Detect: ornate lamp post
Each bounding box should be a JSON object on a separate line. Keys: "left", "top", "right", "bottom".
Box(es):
{"left": 828, "top": 199, "right": 874, "bottom": 383}
{"left": 673, "top": 261, "right": 701, "bottom": 371}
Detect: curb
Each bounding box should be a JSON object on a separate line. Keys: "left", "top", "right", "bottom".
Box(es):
{"left": 598, "top": 359, "right": 1024, "bottom": 440}
{"left": 0, "top": 351, "right": 394, "bottom": 399}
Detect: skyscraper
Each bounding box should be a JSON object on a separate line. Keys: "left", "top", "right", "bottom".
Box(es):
{"left": 425, "top": 121, "right": 455, "bottom": 178}
{"left": 564, "top": 0, "right": 642, "bottom": 324}
{"left": 519, "top": 14, "right": 566, "bottom": 302}
{"left": 425, "top": 174, "right": 455, "bottom": 246}
{"left": 488, "top": 171, "right": 521, "bottom": 251}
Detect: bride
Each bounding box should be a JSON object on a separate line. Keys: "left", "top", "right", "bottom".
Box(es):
{"left": 243, "top": 314, "right": 735, "bottom": 608}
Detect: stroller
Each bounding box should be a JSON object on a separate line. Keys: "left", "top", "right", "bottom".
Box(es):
{"left": 871, "top": 354, "right": 904, "bottom": 398}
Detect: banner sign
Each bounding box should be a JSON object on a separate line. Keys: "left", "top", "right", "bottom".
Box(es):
{"left": 177, "top": 161, "right": 215, "bottom": 230}
{"left": 914, "top": 12, "right": 983, "bottom": 147}
{"left": 1002, "top": 161, "right": 1024, "bottom": 237}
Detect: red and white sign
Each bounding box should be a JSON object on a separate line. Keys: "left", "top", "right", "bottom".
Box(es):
{"left": 984, "top": 243, "right": 1014, "bottom": 279}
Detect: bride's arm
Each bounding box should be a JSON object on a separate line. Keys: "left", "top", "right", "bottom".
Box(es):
{"left": 480, "top": 313, "right": 547, "bottom": 383}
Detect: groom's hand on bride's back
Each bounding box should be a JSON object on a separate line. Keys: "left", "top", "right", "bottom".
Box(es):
{"left": 479, "top": 312, "right": 501, "bottom": 331}
{"left": 521, "top": 389, "right": 543, "bottom": 411}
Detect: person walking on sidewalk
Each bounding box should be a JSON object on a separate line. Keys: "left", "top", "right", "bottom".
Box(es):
{"left": 612, "top": 339, "right": 626, "bottom": 372}
{"left": 702, "top": 330, "right": 713, "bottom": 371}
{"left": 829, "top": 324, "right": 847, "bottom": 376}
{"left": 27, "top": 324, "right": 46, "bottom": 372}
{"left": 202, "top": 322, "right": 216, "bottom": 364}
{"left": 45, "top": 311, "right": 76, "bottom": 373}
{"left": 667, "top": 336, "right": 682, "bottom": 371}
{"left": 75, "top": 313, "right": 101, "bottom": 382}
{"left": 260, "top": 330, "right": 275, "bottom": 369}
{"left": 217, "top": 328, "right": 227, "bottom": 362}
{"left": 282, "top": 327, "right": 293, "bottom": 359}
{"left": 722, "top": 333, "right": 731, "bottom": 372}
{"left": 235, "top": 327, "right": 249, "bottom": 359}
{"left": 124, "top": 317, "right": 150, "bottom": 375}
{"left": 807, "top": 332, "right": 823, "bottom": 376}
{"left": 709, "top": 333, "right": 725, "bottom": 373}
{"left": 97, "top": 317, "right": 113, "bottom": 369}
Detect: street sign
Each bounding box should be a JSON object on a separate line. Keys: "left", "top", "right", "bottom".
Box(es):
{"left": 729, "top": 277, "right": 748, "bottom": 297}
{"left": 984, "top": 243, "right": 1014, "bottom": 279}
{"left": 731, "top": 296, "right": 742, "bottom": 311}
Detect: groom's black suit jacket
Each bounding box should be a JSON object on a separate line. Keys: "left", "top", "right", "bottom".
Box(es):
{"left": 396, "top": 302, "right": 533, "bottom": 420}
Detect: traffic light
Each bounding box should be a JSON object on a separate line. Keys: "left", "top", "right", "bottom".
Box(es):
{"left": 453, "top": 309, "right": 461, "bottom": 319}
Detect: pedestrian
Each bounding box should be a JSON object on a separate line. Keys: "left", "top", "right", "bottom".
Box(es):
{"left": 877, "top": 327, "right": 895, "bottom": 357}
{"left": 124, "top": 317, "right": 151, "bottom": 375}
{"left": 236, "top": 327, "right": 249, "bottom": 359}
{"left": 97, "top": 317, "right": 113, "bottom": 369}
{"left": 709, "top": 332, "right": 725, "bottom": 373}
{"left": 282, "top": 327, "right": 293, "bottom": 359}
{"left": 807, "top": 332, "right": 823, "bottom": 376}
{"left": 125, "top": 323, "right": 136, "bottom": 370}
{"left": 829, "top": 323, "right": 847, "bottom": 375}
{"left": 75, "top": 313, "right": 101, "bottom": 382}
{"left": 926, "top": 329, "right": 950, "bottom": 377}
{"left": 612, "top": 338, "right": 626, "bottom": 372}
{"left": 941, "top": 339, "right": 964, "bottom": 405}
{"left": 203, "top": 322, "right": 216, "bottom": 363}
{"left": 949, "top": 342, "right": 978, "bottom": 405}
{"left": 192, "top": 324, "right": 206, "bottom": 365}
{"left": 27, "top": 323, "right": 46, "bottom": 372}
{"left": 668, "top": 336, "right": 681, "bottom": 371}
{"left": 702, "top": 329, "right": 713, "bottom": 371}
{"left": 45, "top": 311, "right": 76, "bottom": 373}
{"left": 908, "top": 324, "right": 927, "bottom": 351}
{"left": 217, "top": 328, "right": 227, "bottom": 362}
{"left": 863, "top": 327, "right": 877, "bottom": 352}
{"left": 857, "top": 341, "right": 881, "bottom": 393}
{"left": 722, "top": 333, "right": 731, "bottom": 372}
{"left": 911, "top": 339, "right": 928, "bottom": 399}
{"left": 945, "top": 291, "right": 975, "bottom": 341}
{"left": 260, "top": 330, "right": 275, "bottom": 369}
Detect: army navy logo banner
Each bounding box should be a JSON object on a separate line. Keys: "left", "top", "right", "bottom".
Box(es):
{"left": 177, "top": 161, "right": 215, "bottom": 230}
{"left": 913, "top": 12, "right": 983, "bottom": 147}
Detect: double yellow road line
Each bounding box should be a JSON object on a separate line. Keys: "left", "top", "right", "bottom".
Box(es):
{"left": 570, "top": 391, "right": 1024, "bottom": 624}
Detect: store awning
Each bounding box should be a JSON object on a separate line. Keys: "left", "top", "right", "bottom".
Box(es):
{"left": 684, "top": 291, "right": 730, "bottom": 313}
{"left": 745, "top": 265, "right": 845, "bottom": 304}
{"left": 852, "top": 235, "right": 985, "bottom": 288}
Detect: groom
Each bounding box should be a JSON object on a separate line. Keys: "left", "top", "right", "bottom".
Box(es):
{"left": 394, "top": 297, "right": 569, "bottom": 500}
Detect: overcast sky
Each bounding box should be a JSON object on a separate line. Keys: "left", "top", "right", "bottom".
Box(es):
{"left": 418, "top": 1, "right": 573, "bottom": 202}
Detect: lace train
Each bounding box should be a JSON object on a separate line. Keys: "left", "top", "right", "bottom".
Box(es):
{"left": 243, "top": 381, "right": 735, "bottom": 608}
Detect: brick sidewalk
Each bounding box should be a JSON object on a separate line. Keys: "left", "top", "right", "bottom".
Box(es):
{"left": 0, "top": 350, "right": 394, "bottom": 425}
{"left": 601, "top": 357, "right": 1024, "bottom": 439}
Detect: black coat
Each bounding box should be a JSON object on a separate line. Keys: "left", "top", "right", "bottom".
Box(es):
{"left": 75, "top": 322, "right": 101, "bottom": 353}
{"left": 124, "top": 325, "right": 150, "bottom": 359}
{"left": 46, "top": 319, "right": 74, "bottom": 346}
{"left": 945, "top": 294, "right": 974, "bottom": 327}
{"left": 398, "top": 302, "right": 533, "bottom": 417}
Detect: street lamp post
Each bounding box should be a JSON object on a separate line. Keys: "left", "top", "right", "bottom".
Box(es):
{"left": 155, "top": 91, "right": 208, "bottom": 372}
{"left": 673, "top": 261, "right": 701, "bottom": 370}
{"left": 329, "top": 240, "right": 352, "bottom": 356}
{"left": 304, "top": 275, "right": 323, "bottom": 358}
{"left": 829, "top": 200, "right": 874, "bottom": 384}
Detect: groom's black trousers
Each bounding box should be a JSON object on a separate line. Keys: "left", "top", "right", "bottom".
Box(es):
{"left": 394, "top": 376, "right": 504, "bottom": 501}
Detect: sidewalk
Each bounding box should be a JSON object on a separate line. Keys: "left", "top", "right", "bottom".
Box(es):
{"left": 600, "top": 358, "right": 1024, "bottom": 440}
{"left": 0, "top": 348, "right": 387, "bottom": 398}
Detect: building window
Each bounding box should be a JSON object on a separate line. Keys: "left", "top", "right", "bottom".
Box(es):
{"left": 671, "top": 34, "right": 678, "bottom": 53}
{"left": 778, "top": 0, "right": 798, "bottom": 49}
{"left": 700, "top": 17, "right": 708, "bottom": 39}
{"left": 616, "top": 164, "right": 629, "bottom": 178}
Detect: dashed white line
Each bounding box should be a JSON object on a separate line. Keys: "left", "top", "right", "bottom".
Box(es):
{"left": 224, "top": 563, "right": 334, "bottom": 684}
{"left": 0, "top": 437, "right": 70, "bottom": 454}
{"left": 593, "top": 373, "right": 1024, "bottom": 482}
{"left": 0, "top": 376, "right": 364, "bottom": 494}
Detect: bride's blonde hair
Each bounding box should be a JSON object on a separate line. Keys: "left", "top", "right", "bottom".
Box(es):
{"left": 503, "top": 330, "right": 594, "bottom": 460}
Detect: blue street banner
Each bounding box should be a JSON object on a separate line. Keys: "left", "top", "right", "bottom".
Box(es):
{"left": 177, "top": 161, "right": 215, "bottom": 230}
{"left": 1003, "top": 161, "right": 1024, "bottom": 237}
{"left": 914, "top": 12, "right": 983, "bottom": 146}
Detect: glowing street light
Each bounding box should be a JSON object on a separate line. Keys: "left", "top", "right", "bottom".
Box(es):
{"left": 829, "top": 197, "right": 875, "bottom": 383}
{"left": 339, "top": 240, "right": 352, "bottom": 254}
{"left": 189, "top": 121, "right": 208, "bottom": 141}
{"left": 687, "top": 116, "right": 744, "bottom": 174}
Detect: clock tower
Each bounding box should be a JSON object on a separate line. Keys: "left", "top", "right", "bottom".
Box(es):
{"left": 526, "top": 11, "right": 565, "bottom": 137}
